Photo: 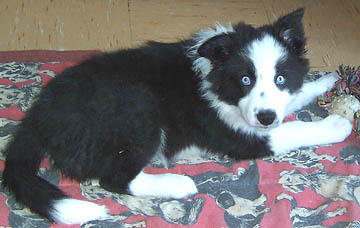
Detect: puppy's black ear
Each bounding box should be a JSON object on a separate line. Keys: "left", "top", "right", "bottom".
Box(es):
{"left": 198, "top": 34, "right": 233, "bottom": 64}
{"left": 273, "top": 8, "right": 306, "bottom": 55}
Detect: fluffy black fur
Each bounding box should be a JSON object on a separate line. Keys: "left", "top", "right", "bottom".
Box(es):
{"left": 2, "top": 8, "right": 307, "bottom": 222}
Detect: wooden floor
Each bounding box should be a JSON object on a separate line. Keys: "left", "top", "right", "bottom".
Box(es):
{"left": 1, "top": 0, "right": 359, "bottom": 71}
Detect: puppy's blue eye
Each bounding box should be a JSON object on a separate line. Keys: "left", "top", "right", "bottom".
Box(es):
{"left": 241, "top": 76, "right": 251, "bottom": 86}
{"left": 275, "top": 75, "right": 285, "bottom": 85}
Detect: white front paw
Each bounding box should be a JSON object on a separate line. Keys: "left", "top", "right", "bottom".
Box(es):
{"left": 322, "top": 114, "right": 353, "bottom": 143}
{"left": 316, "top": 72, "right": 339, "bottom": 93}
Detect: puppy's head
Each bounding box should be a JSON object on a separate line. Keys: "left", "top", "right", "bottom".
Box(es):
{"left": 188, "top": 8, "right": 309, "bottom": 135}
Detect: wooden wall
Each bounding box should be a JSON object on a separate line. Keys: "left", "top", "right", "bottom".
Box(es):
{"left": 1, "top": 0, "right": 359, "bottom": 71}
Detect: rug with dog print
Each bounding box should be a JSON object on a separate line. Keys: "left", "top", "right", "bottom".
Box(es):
{"left": 0, "top": 56, "right": 359, "bottom": 228}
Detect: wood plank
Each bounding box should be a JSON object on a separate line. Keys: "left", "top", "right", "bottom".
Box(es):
{"left": 129, "top": 0, "right": 269, "bottom": 44}
{"left": 0, "top": 0, "right": 131, "bottom": 51}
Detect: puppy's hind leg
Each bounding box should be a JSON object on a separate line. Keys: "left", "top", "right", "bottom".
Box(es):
{"left": 98, "top": 128, "right": 198, "bottom": 199}
{"left": 98, "top": 129, "right": 162, "bottom": 195}
{"left": 126, "top": 131, "right": 197, "bottom": 199}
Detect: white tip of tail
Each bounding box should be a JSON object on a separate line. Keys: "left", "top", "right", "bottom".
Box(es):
{"left": 51, "top": 198, "right": 109, "bottom": 224}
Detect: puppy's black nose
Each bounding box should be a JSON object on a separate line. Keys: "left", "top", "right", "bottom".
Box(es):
{"left": 257, "top": 110, "right": 276, "bottom": 126}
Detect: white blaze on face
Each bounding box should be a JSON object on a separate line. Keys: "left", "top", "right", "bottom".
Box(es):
{"left": 238, "top": 34, "right": 292, "bottom": 128}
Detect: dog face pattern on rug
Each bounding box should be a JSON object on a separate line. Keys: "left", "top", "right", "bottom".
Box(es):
{"left": 0, "top": 62, "right": 360, "bottom": 228}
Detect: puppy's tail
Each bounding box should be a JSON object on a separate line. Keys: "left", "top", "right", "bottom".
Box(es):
{"left": 2, "top": 121, "right": 108, "bottom": 224}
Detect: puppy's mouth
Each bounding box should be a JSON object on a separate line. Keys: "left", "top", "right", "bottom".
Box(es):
{"left": 247, "top": 117, "right": 282, "bottom": 131}
{"left": 251, "top": 122, "right": 280, "bottom": 131}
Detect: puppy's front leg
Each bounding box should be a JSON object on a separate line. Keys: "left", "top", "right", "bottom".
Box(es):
{"left": 269, "top": 114, "right": 352, "bottom": 155}
{"left": 285, "top": 72, "right": 339, "bottom": 115}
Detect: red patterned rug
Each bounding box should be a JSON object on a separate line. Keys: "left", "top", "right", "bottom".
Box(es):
{"left": 0, "top": 51, "right": 359, "bottom": 228}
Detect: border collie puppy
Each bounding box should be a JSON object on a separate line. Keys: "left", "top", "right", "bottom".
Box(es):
{"left": 2, "top": 8, "right": 352, "bottom": 224}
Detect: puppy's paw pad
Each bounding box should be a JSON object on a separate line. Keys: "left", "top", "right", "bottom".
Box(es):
{"left": 322, "top": 114, "right": 352, "bottom": 143}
